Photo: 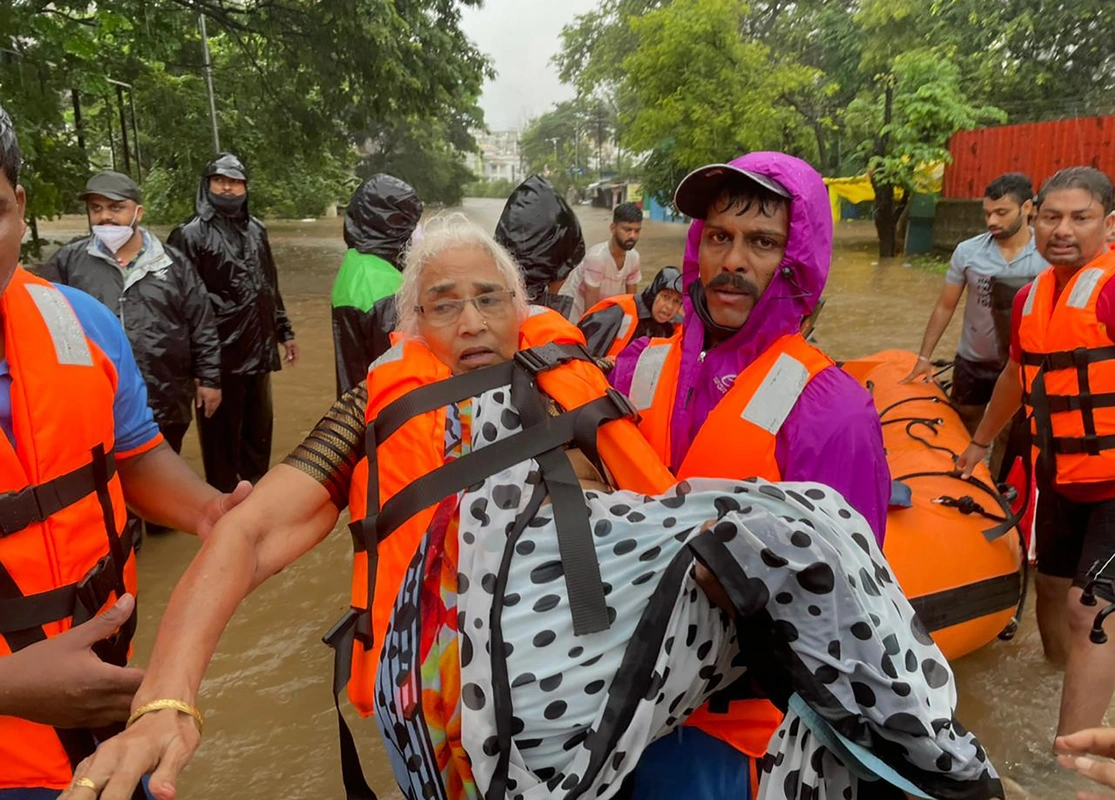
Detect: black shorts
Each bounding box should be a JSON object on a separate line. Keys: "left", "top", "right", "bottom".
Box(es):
{"left": 949, "top": 355, "right": 1001, "bottom": 407}
{"left": 1035, "top": 489, "right": 1115, "bottom": 591}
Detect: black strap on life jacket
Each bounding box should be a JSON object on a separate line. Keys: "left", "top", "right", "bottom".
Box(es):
{"left": 1022, "top": 347, "right": 1115, "bottom": 461}
{"left": 324, "top": 342, "right": 636, "bottom": 800}
{"left": 0, "top": 446, "right": 142, "bottom": 797}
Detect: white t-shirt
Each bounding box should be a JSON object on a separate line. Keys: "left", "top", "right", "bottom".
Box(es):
{"left": 560, "top": 241, "right": 642, "bottom": 320}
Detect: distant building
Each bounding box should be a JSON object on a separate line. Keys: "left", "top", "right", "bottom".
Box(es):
{"left": 465, "top": 129, "right": 521, "bottom": 183}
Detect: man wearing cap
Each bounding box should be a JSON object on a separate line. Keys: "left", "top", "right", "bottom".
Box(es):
{"left": 612, "top": 152, "right": 889, "bottom": 798}
{"left": 168, "top": 154, "right": 297, "bottom": 493}
{"left": 40, "top": 171, "right": 222, "bottom": 469}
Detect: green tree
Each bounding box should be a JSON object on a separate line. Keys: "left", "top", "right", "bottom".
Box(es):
{"left": 618, "top": 0, "right": 818, "bottom": 203}
{"left": 846, "top": 48, "right": 1004, "bottom": 256}
{"left": 2, "top": 0, "right": 491, "bottom": 253}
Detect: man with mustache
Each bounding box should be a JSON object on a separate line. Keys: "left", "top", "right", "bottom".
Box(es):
{"left": 903, "top": 173, "right": 1046, "bottom": 476}
{"left": 958, "top": 166, "right": 1115, "bottom": 743}
{"left": 611, "top": 152, "right": 889, "bottom": 798}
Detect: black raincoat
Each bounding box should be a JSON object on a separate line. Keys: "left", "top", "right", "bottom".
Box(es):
{"left": 342, "top": 174, "right": 423, "bottom": 265}
{"left": 38, "top": 232, "right": 221, "bottom": 426}
{"left": 167, "top": 154, "right": 294, "bottom": 376}
{"left": 578, "top": 266, "right": 682, "bottom": 358}
{"left": 332, "top": 175, "right": 422, "bottom": 396}
{"left": 495, "top": 175, "right": 585, "bottom": 316}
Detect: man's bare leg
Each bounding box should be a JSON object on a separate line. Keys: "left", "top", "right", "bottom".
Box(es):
{"left": 1036, "top": 573, "right": 1071, "bottom": 666}
{"left": 1058, "top": 585, "right": 1115, "bottom": 735}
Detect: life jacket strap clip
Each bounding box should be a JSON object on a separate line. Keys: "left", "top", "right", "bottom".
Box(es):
{"left": 514, "top": 342, "right": 591, "bottom": 376}
{"left": 0, "top": 486, "right": 43, "bottom": 537}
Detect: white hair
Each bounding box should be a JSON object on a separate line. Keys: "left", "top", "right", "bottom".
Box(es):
{"left": 395, "top": 211, "right": 530, "bottom": 336}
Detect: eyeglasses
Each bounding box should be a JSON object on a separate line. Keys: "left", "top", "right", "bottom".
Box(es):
{"left": 416, "top": 289, "right": 516, "bottom": 328}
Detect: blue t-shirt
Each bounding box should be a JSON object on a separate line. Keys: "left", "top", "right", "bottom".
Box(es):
{"left": 0, "top": 284, "right": 160, "bottom": 453}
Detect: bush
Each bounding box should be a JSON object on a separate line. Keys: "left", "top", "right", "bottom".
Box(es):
{"left": 463, "top": 177, "right": 517, "bottom": 199}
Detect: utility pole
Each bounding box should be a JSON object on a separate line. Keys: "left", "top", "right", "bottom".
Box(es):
{"left": 547, "top": 137, "right": 559, "bottom": 165}
{"left": 199, "top": 13, "right": 221, "bottom": 153}
{"left": 114, "top": 84, "right": 131, "bottom": 176}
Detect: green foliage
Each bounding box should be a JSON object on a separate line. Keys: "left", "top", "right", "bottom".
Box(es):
{"left": 618, "top": 0, "right": 819, "bottom": 200}
{"left": 2, "top": 0, "right": 490, "bottom": 246}
{"left": 519, "top": 98, "right": 618, "bottom": 196}
{"left": 463, "top": 177, "right": 518, "bottom": 199}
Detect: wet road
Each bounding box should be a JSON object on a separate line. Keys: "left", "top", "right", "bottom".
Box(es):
{"left": 35, "top": 199, "right": 1089, "bottom": 797}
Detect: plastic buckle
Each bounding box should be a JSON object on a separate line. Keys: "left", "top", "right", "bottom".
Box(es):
{"left": 322, "top": 607, "right": 362, "bottom": 649}
{"left": 515, "top": 342, "right": 565, "bottom": 376}
{"left": 0, "top": 486, "right": 42, "bottom": 537}
{"left": 73, "top": 553, "right": 114, "bottom": 626}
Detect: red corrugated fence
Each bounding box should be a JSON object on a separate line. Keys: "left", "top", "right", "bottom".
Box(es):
{"left": 942, "top": 116, "right": 1115, "bottom": 199}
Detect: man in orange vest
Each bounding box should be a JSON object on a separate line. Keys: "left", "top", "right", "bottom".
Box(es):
{"left": 959, "top": 166, "right": 1115, "bottom": 740}
{"left": 611, "top": 152, "right": 889, "bottom": 798}
{"left": 0, "top": 106, "right": 247, "bottom": 798}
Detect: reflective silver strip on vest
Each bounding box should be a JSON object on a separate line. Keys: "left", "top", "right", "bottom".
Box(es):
{"left": 740, "top": 353, "right": 810, "bottom": 435}
{"left": 616, "top": 314, "right": 633, "bottom": 342}
{"left": 630, "top": 341, "right": 671, "bottom": 412}
{"left": 1021, "top": 276, "right": 1039, "bottom": 316}
{"left": 369, "top": 342, "right": 405, "bottom": 372}
{"left": 25, "top": 284, "right": 93, "bottom": 367}
{"left": 1067, "top": 267, "right": 1106, "bottom": 309}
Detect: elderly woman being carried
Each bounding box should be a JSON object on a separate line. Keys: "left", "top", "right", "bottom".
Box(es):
{"left": 64, "top": 216, "right": 1002, "bottom": 800}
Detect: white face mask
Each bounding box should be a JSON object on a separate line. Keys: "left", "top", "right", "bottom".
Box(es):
{"left": 92, "top": 208, "right": 138, "bottom": 254}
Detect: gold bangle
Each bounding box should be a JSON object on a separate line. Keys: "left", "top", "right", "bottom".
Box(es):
{"left": 127, "top": 699, "right": 204, "bottom": 734}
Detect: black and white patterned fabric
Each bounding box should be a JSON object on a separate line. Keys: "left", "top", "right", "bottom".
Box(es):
{"left": 376, "top": 384, "right": 1003, "bottom": 800}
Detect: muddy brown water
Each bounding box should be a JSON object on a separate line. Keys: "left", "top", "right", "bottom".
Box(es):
{"left": 34, "top": 199, "right": 1092, "bottom": 797}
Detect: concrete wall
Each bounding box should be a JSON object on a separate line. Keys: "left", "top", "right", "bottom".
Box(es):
{"left": 932, "top": 198, "right": 984, "bottom": 253}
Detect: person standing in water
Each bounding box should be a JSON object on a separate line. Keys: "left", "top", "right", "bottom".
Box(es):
{"left": 902, "top": 173, "right": 1047, "bottom": 475}
{"left": 560, "top": 201, "right": 643, "bottom": 321}
{"left": 959, "top": 167, "right": 1115, "bottom": 742}
{"left": 168, "top": 154, "right": 297, "bottom": 493}
{"left": 330, "top": 174, "right": 422, "bottom": 397}
{"left": 40, "top": 171, "right": 222, "bottom": 461}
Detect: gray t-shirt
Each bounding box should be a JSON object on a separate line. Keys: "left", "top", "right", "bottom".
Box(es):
{"left": 946, "top": 231, "right": 1047, "bottom": 363}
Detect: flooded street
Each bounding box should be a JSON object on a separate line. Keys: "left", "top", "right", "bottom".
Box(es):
{"left": 36, "top": 199, "right": 1089, "bottom": 796}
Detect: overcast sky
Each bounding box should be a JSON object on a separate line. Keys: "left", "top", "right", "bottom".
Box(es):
{"left": 459, "top": 0, "right": 600, "bottom": 132}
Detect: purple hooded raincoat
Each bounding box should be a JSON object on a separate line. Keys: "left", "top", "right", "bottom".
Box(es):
{"left": 613, "top": 152, "right": 890, "bottom": 542}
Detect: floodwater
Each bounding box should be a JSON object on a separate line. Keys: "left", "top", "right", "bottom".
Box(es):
{"left": 34, "top": 199, "right": 1092, "bottom": 797}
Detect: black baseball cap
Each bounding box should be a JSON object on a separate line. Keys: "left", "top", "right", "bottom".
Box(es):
{"left": 78, "top": 171, "right": 142, "bottom": 203}
{"left": 673, "top": 163, "right": 790, "bottom": 220}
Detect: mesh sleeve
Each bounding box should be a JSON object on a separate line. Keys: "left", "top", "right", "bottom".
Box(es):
{"left": 283, "top": 382, "right": 368, "bottom": 508}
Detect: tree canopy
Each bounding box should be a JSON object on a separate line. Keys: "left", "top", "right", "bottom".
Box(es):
{"left": 554, "top": 0, "right": 1115, "bottom": 255}
{"left": 2, "top": 0, "right": 491, "bottom": 255}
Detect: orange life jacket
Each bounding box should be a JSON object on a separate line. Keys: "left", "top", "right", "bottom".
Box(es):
{"left": 338, "top": 307, "right": 674, "bottom": 716}
{"left": 628, "top": 329, "right": 834, "bottom": 758}
{"left": 0, "top": 267, "right": 136, "bottom": 791}
{"left": 581, "top": 294, "right": 639, "bottom": 359}
{"left": 1019, "top": 249, "right": 1115, "bottom": 486}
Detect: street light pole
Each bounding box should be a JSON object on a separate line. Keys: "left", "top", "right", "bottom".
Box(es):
{"left": 198, "top": 13, "right": 221, "bottom": 153}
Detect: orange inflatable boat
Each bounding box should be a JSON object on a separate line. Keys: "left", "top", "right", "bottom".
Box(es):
{"left": 842, "top": 350, "right": 1025, "bottom": 661}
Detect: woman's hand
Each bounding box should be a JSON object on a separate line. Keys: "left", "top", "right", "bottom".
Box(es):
{"left": 61, "top": 708, "right": 201, "bottom": 800}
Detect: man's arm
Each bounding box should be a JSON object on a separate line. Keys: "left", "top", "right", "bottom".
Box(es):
{"left": 957, "top": 361, "right": 1024, "bottom": 478}
{"left": 117, "top": 442, "right": 245, "bottom": 537}
{"left": 779, "top": 369, "right": 891, "bottom": 542}
{"left": 259, "top": 229, "right": 294, "bottom": 344}
{"left": 174, "top": 251, "right": 222, "bottom": 417}
{"left": 32, "top": 243, "right": 70, "bottom": 283}
{"left": 900, "top": 281, "right": 965, "bottom": 383}
{"left": 57, "top": 466, "right": 338, "bottom": 799}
